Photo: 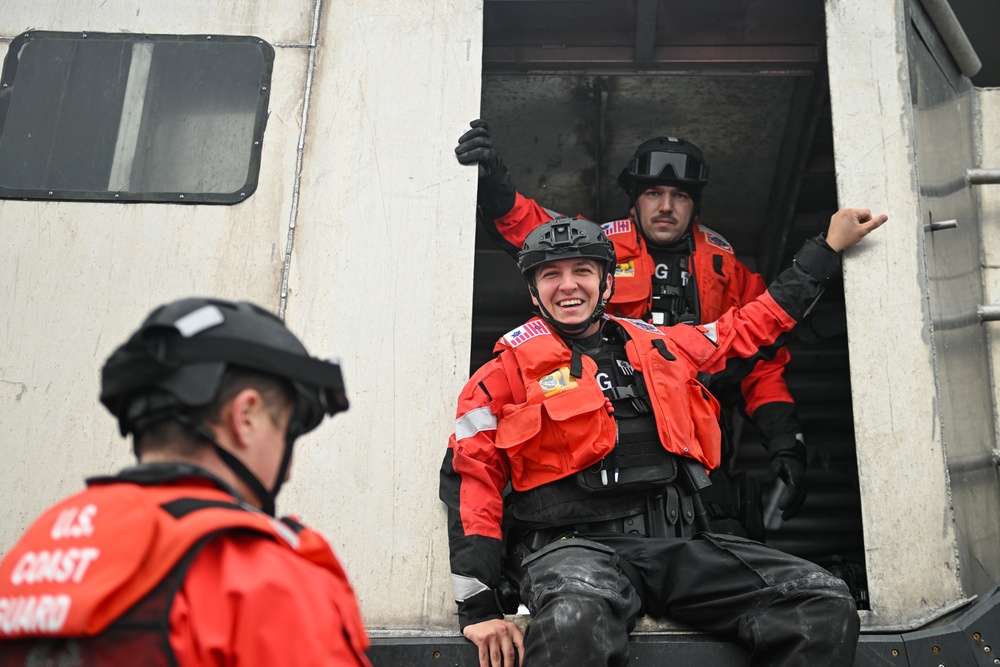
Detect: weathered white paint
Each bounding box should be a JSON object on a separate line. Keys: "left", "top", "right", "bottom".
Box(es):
{"left": 0, "top": 0, "right": 315, "bottom": 44}
{"left": 826, "top": 0, "right": 964, "bottom": 629}
{"left": 0, "top": 0, "right": 482, "bottom": 633}
{"left": 279, "top": 0, "right": 483, "bottom": 631}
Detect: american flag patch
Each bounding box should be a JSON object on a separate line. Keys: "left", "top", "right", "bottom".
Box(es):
{"left": 602, "top": 219, "right": 632, "bottom": 236}
{"left": 504, "top": 320, "right": 552, "bottom": 347}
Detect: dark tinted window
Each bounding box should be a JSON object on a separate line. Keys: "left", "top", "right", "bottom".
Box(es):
{"left": 0, "top": 31, "right": 273, "bottom": 204}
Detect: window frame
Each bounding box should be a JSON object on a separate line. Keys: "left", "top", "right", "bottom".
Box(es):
{"left": 0, "top": 30, "right": 275, "bottom": 205}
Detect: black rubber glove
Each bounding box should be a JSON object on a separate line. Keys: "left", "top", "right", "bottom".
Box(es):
{"left": 455, "top": 119, "right": 518, "bottom": 223}
{"left": 455, "top": 119, "right": 502, "bottom": 179}
{"left": 769, "top": 443, "right": 808, "bottom": 520}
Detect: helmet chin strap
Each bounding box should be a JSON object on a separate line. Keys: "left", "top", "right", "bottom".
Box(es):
{"left": 174, "top": 412, "right": 289, "bottom": 516}
{"left": 268, "top": 428, "right": 301, "bottom": 510}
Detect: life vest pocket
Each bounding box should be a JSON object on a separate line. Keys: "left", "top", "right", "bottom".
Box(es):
{"left": 497, "top": 387, "right": 615, "bottom": 491}
{"left": 608, "top": 269, "right": 650, "bottom": 319}
{"left": 685, "top": 378, "right": 722, "bottom": 469}
{"left": 639, "top": 348, "right": 723, "bottom": 470}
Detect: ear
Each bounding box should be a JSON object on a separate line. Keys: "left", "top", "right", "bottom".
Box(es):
{"left": 226, "top": 388, "right": 265, "bottom": 451}
{"left": 629, "top": 205, "right": 637, "bottom": 218}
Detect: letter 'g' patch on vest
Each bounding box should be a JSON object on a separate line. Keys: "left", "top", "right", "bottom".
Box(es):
{"left": 503, "top": 320, "right": 551, "bottom": 348}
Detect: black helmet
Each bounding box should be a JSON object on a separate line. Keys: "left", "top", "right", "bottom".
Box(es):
{"left": 518, "top": 216, "right": 616, "bottom": 281}
{"left": 517, "top": 217, "right": 616, "bottom": 337}
{"left": 616, "top": 136, "right": 710, "bottom": 203}
{"left": 100, "top": 297, "right": 348, "bottom": 515}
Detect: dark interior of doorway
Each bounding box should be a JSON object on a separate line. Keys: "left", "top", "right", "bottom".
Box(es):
{"left": 468, "top": 0, "right": 869, "bottom": 608}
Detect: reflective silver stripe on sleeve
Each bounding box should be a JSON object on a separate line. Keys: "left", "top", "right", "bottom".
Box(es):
{"left": 455, "top": 406, "right": 497, "bottom": 441}
{"left": 452, "top": 573, "right": 490, "bottom": 602}
{"left": 268, "top": 517, "right": 301, "bottom": 550}
{"left": 703, "top": 321, "right": 719, "bottom": 344}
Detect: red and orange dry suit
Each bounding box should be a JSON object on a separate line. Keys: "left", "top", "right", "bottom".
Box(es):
{"left": 0, "top": 467, "right": 370, "bottom": 667}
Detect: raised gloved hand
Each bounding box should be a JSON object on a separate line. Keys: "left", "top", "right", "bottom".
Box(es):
{"left": 769, "top": 444, "right": 807, "bottom": 521}
{"left": 455, "top": 119, "right": 502, "bottom": 179}
{"left": 455, "top": 119, "right": 518, "bottom": 222}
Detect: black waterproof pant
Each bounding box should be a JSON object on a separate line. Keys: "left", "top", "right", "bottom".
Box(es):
{"left": 517, "top": 533, "right": 859, "bottom": 667}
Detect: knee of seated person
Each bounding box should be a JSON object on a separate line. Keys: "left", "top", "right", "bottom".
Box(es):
{"left": 810, "top": 570, "right": 857, "bottom": 605}
{"left": 521, "top": 540, "right": 632, "bottom": 613}
{"left": 532, "top": 592, "right": 619, "bottom": 635}
{"left": 524, "top": 593, "right": 632, "bottom": 665}
{"left": 823, "top": 576, "right": 861, "bottom": 628}
{"left": 794, "top": 572, "right": 860, "bottom": 634}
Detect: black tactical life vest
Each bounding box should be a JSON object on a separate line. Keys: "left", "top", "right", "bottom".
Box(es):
{"left": 647, "top": 237, "right": 700, "bottom": 326}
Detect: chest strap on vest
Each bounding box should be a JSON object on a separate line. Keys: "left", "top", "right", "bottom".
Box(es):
{"left": 654, "top": 283, "right": 687, "bottom": 298}
{"left": 606, "top": 385, "right": 638, "bottom": 401}
{"left": 607, "top": 384, "right": 652, "bottom": 415}
{"left": 570, "top": 346, "right": 584, "bottom": 379}
{"left": 651, "top": 338, "right": 676, "bottom": 361}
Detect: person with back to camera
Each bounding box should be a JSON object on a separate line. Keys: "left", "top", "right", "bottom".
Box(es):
{"left": 0, "top": 297, "right": 371, "bottom": 666}
{"left": 456, "top": 121, "right": 810, "bottom": 539}
{"left": 440, "top": 208, "right": 887, "bottom": 667}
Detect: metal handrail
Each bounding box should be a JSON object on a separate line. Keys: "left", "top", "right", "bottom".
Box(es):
{"left": 920, "top": 0, "right": 982, "bottom": 78}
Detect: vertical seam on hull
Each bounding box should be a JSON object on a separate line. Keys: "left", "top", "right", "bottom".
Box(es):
{"left": 278, "top": 0, "right": 324, "bottom": 320}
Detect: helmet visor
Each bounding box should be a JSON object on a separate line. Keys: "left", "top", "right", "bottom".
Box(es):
{"left": 626, "top": 150, "right": 708, "bottom": 183}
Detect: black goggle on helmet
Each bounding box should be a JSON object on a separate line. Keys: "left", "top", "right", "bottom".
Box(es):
{"left": 100, "top": 297, "right": 348, "bottom": 515}
{"left": 616, "top": 136, "right": 710, "bottom": 204}
{"left": 517, "top": 217, "right": 616, "bottom": 337}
